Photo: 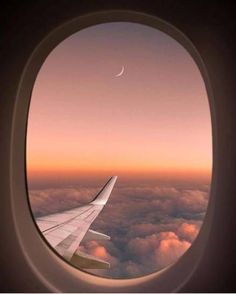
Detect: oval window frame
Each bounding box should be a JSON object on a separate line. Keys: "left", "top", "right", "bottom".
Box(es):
{"left": 11, "top": 10, "right": 215, "bottom": 292}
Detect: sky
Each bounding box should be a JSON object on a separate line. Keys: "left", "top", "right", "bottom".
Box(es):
{"left": 27, "top": 22, "right": 211, "bottom": 278}
{"left": 27, "top": 22, "right": 211, "bottom": 182}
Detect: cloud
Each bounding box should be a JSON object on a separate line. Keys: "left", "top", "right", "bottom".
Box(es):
{"left": 29, "top": 181, "right": 209, "bottom": 278}
{"left": 154, "top": 232, "right": 191, "bottom": 268}
{"left": 80, "top": 240, "right": 119, "bottom": 266}
{"left": 127, "top": 231, "right": 191, "bottom": 269}
{"left": 30, "top": 187, "right": 98, "bottom": 217}
{"left": 83, "top": 230, "right": 192, "bottom": 278}
{"left": 177, "top": 222, "right": 199, "bottom": 242}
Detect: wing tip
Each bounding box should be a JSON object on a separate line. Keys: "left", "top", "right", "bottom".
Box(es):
{"left": 91, "top": 176, "right": 118, "bottom": 205}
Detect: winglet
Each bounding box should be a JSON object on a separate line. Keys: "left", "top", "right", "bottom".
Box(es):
{"left": 91, "top": 176, "right": 117, "bottom": 205}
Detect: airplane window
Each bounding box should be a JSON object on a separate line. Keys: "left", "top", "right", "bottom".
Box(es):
{"left": 26, "top": 22, "right": 211, "bottom": 279}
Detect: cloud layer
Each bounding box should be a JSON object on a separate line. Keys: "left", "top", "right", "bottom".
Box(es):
{"left": 29, "top": 181, "right": 209, "bottom": 278}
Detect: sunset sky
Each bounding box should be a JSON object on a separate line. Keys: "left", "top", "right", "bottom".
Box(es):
{"left": 27, "top": 22, "right": 211, "bottom": 184}
{"left": 27, "top": 22, "right": 211, "bottom": 278}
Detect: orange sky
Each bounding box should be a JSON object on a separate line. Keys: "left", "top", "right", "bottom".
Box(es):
{"left": 27, "top": 22, "right": 212, "bottom": 182}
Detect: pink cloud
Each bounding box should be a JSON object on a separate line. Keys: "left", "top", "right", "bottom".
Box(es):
{"left": 30, "top": 187, "right": 98, "bottom": 216}
{"left": 80, "top": 240, "right": 119, "bottom": 266}
{"left": 154, "top": 232, "right": 191, "bottom": 268}
{"left": 128, "top": 234, "right": 161, "bottom": 256}
{"left": 177, "top": 222, "right": 199, "bottom": 242}
{"left": 127, "top": 231, "right": 191, "bottom": 269}
{"left": 29, "top": 182, "right": 209, "bottom": 278}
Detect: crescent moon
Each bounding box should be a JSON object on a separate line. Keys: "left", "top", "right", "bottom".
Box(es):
{"left": 115, "top": 66, "right": 125, "bottom": 77}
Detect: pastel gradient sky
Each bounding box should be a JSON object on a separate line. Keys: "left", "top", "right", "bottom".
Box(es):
{"left": 27, "top": 22, "right": 211, "bottom": 183}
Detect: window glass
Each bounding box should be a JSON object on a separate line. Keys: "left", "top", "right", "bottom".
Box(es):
{"left": 27, "top": 22, "right": 211, "bottom": 279}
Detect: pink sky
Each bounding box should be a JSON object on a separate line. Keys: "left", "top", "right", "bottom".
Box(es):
{"left": 27, "top": 22, "right": 211, "bottom": 182}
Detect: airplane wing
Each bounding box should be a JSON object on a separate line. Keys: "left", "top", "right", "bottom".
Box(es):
{"left": 36, "top": 176, "right": 117, "bottom": 269}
